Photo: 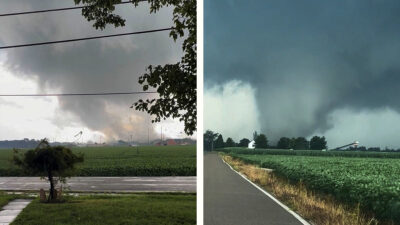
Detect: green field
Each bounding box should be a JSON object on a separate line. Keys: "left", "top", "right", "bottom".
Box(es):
{"left": 221, "top": 147, "right": 400, "bottom": 158}
{"left": 229, "top": 152, "right": 400, "bottom": 221}
{"left": 0, "top": 145, "right": 196, "bottom": 176}
{"left": 11, "top": 193, "right": 196, "bottom": 225}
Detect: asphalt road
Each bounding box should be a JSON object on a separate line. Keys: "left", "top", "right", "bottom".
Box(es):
{"left": 0, "top": 176, "right": 196, "bottom": 192}
{"left": 204, "top": 152, "right": 305, "bottom": 225}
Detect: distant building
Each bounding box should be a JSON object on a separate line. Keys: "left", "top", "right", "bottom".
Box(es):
{"left": 166, "top": 139, "right": 177, "bottom": 146}
{"left": 152, "top": 138, "right": 195, "bottom": 146}
{"left": 248, "top": 140, "right": 255, "bottom": 149}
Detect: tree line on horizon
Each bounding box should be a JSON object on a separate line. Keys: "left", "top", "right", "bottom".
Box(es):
{"left": 203, "top": 130, "right": 327, "bottom": 151}
{"left": 204, "top": 130, "right": 400, "bottom": 152}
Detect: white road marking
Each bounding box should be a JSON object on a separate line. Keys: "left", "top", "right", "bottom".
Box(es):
{"left": 221, "top": 157, "right": 311, "bottom": 225}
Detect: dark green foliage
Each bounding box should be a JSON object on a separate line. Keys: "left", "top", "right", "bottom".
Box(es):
{"left": 2, "top": 146, "right": 196, "bottom": 176}
{"left": 231, "top": 153, "right": 400, "bottom": 221}
{"left": 368, "top": 147, "right": 381, "bottom": 151}
{"left": 74, "top": 0, "right": 196, "bottom": 135}
{"left": 215, "top": 134, "right": 224, "bottom": 149}
{"left": 310, "top": 136, "right": 327, "bottom": 150}
{"left": 351, "top": 146, "right": 366, "bottom": 151}
{"left": 203, "top": 130, "right": 219, "bottom": 151}
{"left": 238, "top": 138, "right": 250, "bottom": 147}
{"left": 134, "top": 63, "right": 196, "bottom": 135}
{"left": 252, "top": 131, "right": 258, "bottom": 141}
{"left": 255, "top": 134, "right": 268, "bottom": 149}
{"left": 13, "top": 139, "right": 83, "bottom": 201}
{"left": 277, "top": 137, "right": 291, "bottom": 149}
{"left": 225, "top": 138, "right": 235, "bottom": 147}
{"left": 292, "top": 137, "right": 309, "bottom": 150}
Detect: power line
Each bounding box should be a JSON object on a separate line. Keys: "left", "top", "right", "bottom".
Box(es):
{"left": 0, "top": 28, "right": 173, "bottom": 49}
{"left": 0, "top": 91, "right": 157, "bottom": 97}
{"left": 0, "top": 27, "right": 173, "bottom": 49}
{"left": 0, "top": 1, "right": 141, "bottom": 17}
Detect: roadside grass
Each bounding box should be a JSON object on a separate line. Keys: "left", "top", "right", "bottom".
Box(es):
{"left": 11, "top": 193, "right": 196, "bottom": 225}
{"left": 0, "top": 191, "right": 18, "bottom": 208}
{"left": 221, "top": 154, "right": 392, "bottom": 225}
{"left": 0, "top": 191, "right": 32, "bottom": 208}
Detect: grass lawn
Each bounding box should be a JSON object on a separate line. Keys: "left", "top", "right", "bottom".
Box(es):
{"left": 11, "top": 193, "right": 196, "bottom": 225}
{"left": 0, "top": 192, "right": 19, "bottom": 208}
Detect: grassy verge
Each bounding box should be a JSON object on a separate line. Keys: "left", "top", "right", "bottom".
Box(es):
{"left": 11, "top": 193, "right": 196, "bottom": 225}
{"left": 0, "top": 192, "right": 18, "bottom": 208}
{"left": 0, "top": 192, "right": 30, "bottom": 208}
{"left": 221, "top": 154, "right": 389, "bottom": 225}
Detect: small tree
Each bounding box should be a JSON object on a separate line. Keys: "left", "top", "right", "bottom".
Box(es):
{"left": 309, "top": 136, "right": 327, "bottom": 150}
{"left": 255, "top": 134, "right": 268, "bottom": 149}
{"left": 293, "top": 137, "right": 309, "bottom": 150}
{"left": 277, "top": 137, "right": 291, "bottom": 149}
{"left": 203, "top": 130, "right": 219, "bottom": 151}
{"left": 253, "top": 131, "right": 258, "bottom": 141}
{"left": 215, "top": 134, "right": 225, "bottom": 149}
{"left": 238, "top": 138, "right": 250, "bottom": 147}
{"left": 225, "top": 137, "right": 236, "bottom": 147}
{"left": 13, "top": 139, "right": 84, "bottom": 202}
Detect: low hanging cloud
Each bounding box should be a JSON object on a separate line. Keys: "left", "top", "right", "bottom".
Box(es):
{"left": 319, "top": 108, "right": 400, "bottom": 149}
{"left": 204, "top": 80, "right": 260, "bottom": 142}
{"left": 205, "top": 0, "right": 400, "bottom": 147}
{"left": 0, "top": 0, "right": 184, "bottom": 141}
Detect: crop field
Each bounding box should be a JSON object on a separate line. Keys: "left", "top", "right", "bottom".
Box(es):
{"left": 229, "top": 153, "right": 400, "bottom": 221}
{"left": 0, "top": 145, "right": 196, "bottom": 176}
{"left": 221, "top": 147, "right": 400, "bottom": 158}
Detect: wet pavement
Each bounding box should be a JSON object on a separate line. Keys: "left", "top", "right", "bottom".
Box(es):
{"left": 0, "top": 177, "right": 196, "bottom": 193}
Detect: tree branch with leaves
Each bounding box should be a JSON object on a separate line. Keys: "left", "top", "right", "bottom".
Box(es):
{"left": 74, "top": 0, "right": 197, "bottom": 135}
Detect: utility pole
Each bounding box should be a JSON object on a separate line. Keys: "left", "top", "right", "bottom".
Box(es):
{"left": 161, "top": 126, "right": 163, "bottom": 145}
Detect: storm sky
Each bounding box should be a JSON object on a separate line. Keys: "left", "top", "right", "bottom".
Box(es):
{"left": 0, "top": 0, "right": 191, "bottom": 142}
{"left": 205, "top": 0, "right": 400, "bottom": 148}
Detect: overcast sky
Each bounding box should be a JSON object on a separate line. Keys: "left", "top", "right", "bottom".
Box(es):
{"left": 0, "top": 0, "right": 191, "bottom": 142}
{"left": 205, "top": 0, "right": 400, "bottom": 148}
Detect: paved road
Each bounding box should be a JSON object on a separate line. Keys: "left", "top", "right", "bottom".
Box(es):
{"left": 204, "top": 152, "right": 304, "bottom": 225}
{"left": 0, "top": 177, "right": 196, "bottom": 192}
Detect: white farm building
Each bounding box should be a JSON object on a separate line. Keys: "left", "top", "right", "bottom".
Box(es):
{"left": 248, "top": 140, "right": 255, "bottom": 149}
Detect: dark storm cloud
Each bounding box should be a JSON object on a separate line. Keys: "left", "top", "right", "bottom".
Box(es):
{"left": 0, "top": 0, "right": 182, "bottom": 141}
{"left": 205, "top": 0, "right": 400, "bottom": 141}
